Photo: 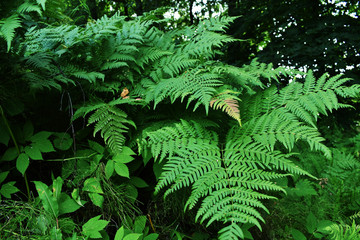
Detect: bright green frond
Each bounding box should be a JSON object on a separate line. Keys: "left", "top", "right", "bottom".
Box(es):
{"left": 0, "top": 14, "right": 22, "bottom": 51}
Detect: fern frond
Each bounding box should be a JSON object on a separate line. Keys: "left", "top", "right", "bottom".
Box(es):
{"left": 149, "top": 69, "right": 222, "bottom": 113}
{"left": 218, "top": 223, "right": 244, "bottom": 240}
{"left": 85, "top": 12, "right": 125, "bottom": 38}
{"left": 145, "top": 119, "right": 218, "bottom": 163}
{"left": 18, "top": 1, "right": 42, "bottom": 16}
{"left": 87, "top": 105, "right": 135, "bottom": 154}
{"left": 36, "top": 0, "right": 47, "bottom": 11}
{"left": 24, "top": 72, "right": 62, "bottom": 90}
{"left": 25, "top": 52, "right": 52, "bottom": 69}
{"left": 210, "top": 89, "right": 241, "bottom": 126}
{"left": 0, "top": 14, "right": 22, "bottom": 51}
{"left": 143, "top": 119, "right": 309, "bottom": 238}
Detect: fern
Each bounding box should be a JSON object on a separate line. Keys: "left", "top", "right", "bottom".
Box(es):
{"left": 9, "top": 9, "right": 360, "bottom": 239}
{"left": 18, "top": 1, "right": 42, "bottom": 16}
{"left": 0, "top": 14, "right": 22, "bottom": 51}
{"left": 138, "top": 69, "right": 360, "bottom": 238}
{"left": 210, "top": 89, "right": 242, "bottom": 126}
{"left": 142, "top": 119, "right": 309, "bottom": 238}
{"left": 328, "top": 222, "right": 360, "bottom": 240}
{"left": 76, "top": 104, "right": 135, "bottom": 154}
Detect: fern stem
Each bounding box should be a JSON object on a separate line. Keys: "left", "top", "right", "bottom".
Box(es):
{"left": 220, "top": 146, "right": 235, "bottom": 224}
{"left": 0, "top": 105, "right": 31, "bottom": 200}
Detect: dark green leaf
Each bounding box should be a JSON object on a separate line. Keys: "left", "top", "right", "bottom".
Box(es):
{"left": 0, "top": 181, "right": 19, "bottom": 198}
{"left": 306, "top": 212, "right": 317, "bottom": 233}
{"left": 290, "top": 228, "right": 307, "bottom": 240}
{"left": 32, "top": 139, "right": 55, "bottom": 153}
{"left": 25, "top": 145, "right": 43, "bottom": 160}
{"left": 1, "top": 147, "right": 18, "bottom": 161}
{"left": 130, "top": 177, "right": 149, "bottom": 188}
{"left": 16, "top": 153, "right": 29, "bottom": 175}
{"left": 0, "top": 171, "right": 9, "bottom": 184}
{"left": 317, "top": 220, "right": 334, "bottom": 234}
{"left": 88, "top": 140, "right": 105, "bottom": 154}
{"left": 59, "top": 193, "right": 82, "bottom": 215}
{"left": 30, "top": 131, "right": 52, "bottom": 142}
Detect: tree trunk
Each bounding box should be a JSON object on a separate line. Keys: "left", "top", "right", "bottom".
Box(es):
{"left": 189, "top": 0, "right": 194, "bottom": 25}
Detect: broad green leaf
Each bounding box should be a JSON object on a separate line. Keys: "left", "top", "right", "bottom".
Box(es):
{"left": 1, "top": 147, "right": 18, "bottom": 161}
{"left": 123, "top": 233, "right": 142, "bottom": 240}
{"left": 52, "top": 176, "right": 63, "bottom": 200}
{"left": 113, "top": 146, "right": 136, "bottom": 163}
{"left": 134, "top": 216, "right": 147, "bottom": 233}
{"left": 88, "top": 140, "right": 105, "bottom": 154}
{"left": 317, "top": 220, "right": 334, "bottom": 234}
{"left": 0, "top": 181, "right": 19, "bottom": 198}
{"left": 58, "top": 193, "right": 82, "bottom": 215}
{"left": 16, "top": 153, "right": 29, "bottom": 175}
{"left": 290, "top": 228, "right": 306, "bottom": 240}
{"left": 0, "top": 171, "right": 9, "bottom": 184}
{"left": 83, "top": 177, "right": 103, "bottom": 194}
{"left": 115, "top": 162, "right": 130, "bottom": 178}
{"left": 306, "top": 212, "right": 317, "bottom": 233}
{"left": 30, "top": 131, "right": 54, "bottom": 153}
{"left": 82, "top": 215, "right": 109, "bottom": 239}
{"left": 34, "top": 181, "right": 59, "bottom": 218}
{"left": 114, "top": 154, "right": 134, "bottom": 164}
{"left": 126, "top": 184, "right": 138, "bottom": 203}
{"left": 30, "top": 131, "right": 52, "bottom": 142}
{"left": 105, "top": 160, "right": 115, "bottom": 179}
{"left": 32, "top": 139, "right": 55, "bottom": 153}
{"left": 25, "top": 145, "right": 43, "bottom": 160}
{"left": 23, "top": 121, "right": 34, "bottom": 141}
{"left": 122, "top": 146, "right": 136, "bottom": 156}
{"left": 143, "top": 233, "right": 159, "bottom": 240}
{"left": 130, "top": 177, "right": 149, "bottom": 188}
{"left": 2, "top": 99, "right": 24, "bottom": 116}
{"left": 114, "top": 226, "right": 125, "bottom": 240}
{"left": 88, "top": 192, "right": 104, "bottom": 208}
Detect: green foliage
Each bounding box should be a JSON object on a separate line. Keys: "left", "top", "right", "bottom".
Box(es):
{"left": 1, "top": 1, "right": 360, "bottom": 239}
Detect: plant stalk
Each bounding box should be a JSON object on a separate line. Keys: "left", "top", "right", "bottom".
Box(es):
{"left": 0, "top": 105, "right": 31, "bottom": 200}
